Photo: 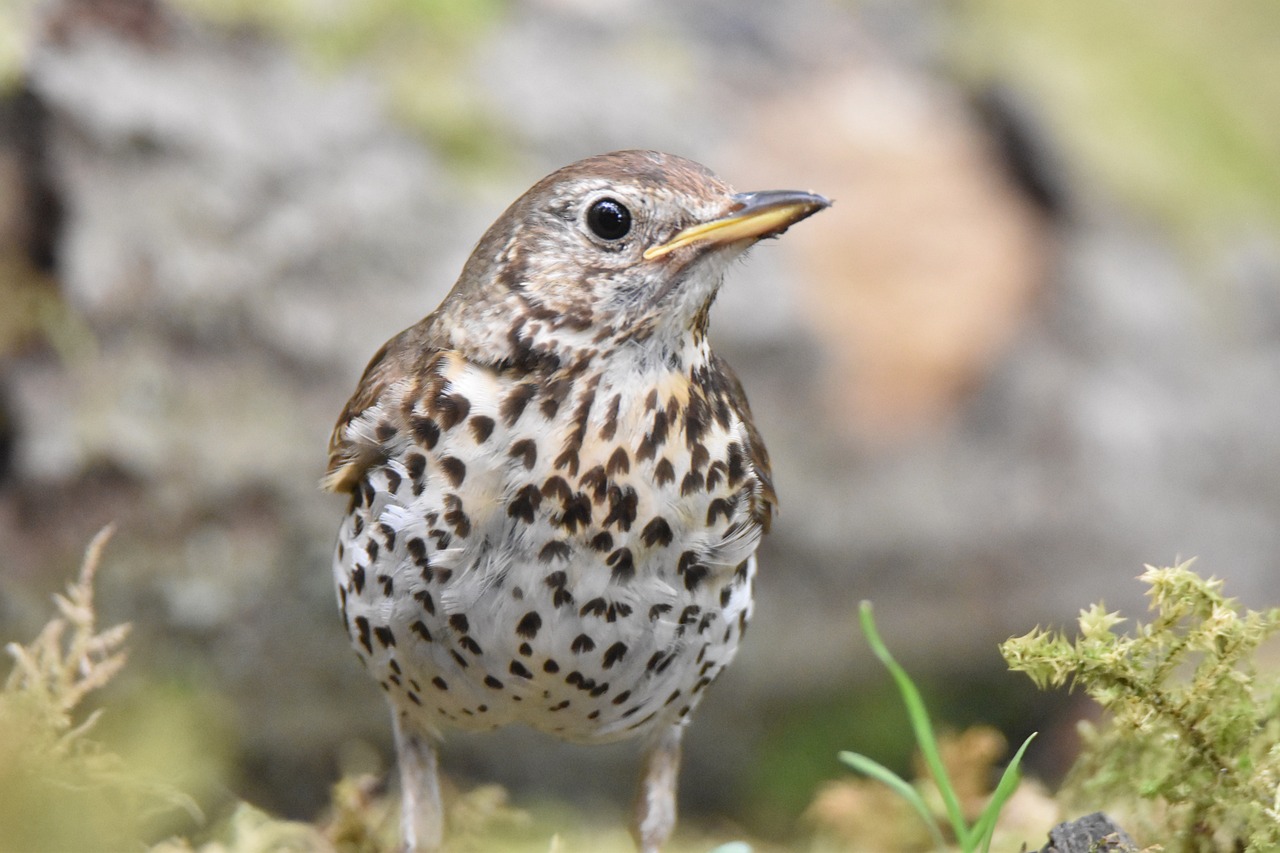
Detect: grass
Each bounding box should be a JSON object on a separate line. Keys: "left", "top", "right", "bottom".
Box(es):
{"left": 838, "top": 602, "right": 1036, "bottom": 853}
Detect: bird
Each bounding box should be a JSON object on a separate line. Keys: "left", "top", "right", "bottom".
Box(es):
{"left": 323, "top": 150, "right": 828, "bottom": 852}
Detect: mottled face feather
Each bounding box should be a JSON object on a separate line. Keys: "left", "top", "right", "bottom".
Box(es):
{"left": 428, "top": 150, "right": 829, "bottom": 369}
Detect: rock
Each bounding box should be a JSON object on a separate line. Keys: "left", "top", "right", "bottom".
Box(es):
{"left": 1037, "top": 812, "right": 1138, "bottom": 853}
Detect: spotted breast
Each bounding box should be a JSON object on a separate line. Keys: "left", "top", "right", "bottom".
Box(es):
{"left": 332, "top": 338, "right": 772, "bottom": 743}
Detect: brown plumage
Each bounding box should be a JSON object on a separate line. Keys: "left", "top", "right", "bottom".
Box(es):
{"left": 324, "top": 150, "right": 826, "bottom": 852}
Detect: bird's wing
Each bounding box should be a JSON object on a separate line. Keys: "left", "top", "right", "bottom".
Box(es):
{"left": 710, "top": 352, "right": 777, "bottom": 533}
{"left": 323, "top": 322, "right": 445, "bottom": 494}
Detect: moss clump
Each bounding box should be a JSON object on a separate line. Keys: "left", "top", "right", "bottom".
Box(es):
{"left": 1003, "top": 562, "right": 1280, "bottom": 851}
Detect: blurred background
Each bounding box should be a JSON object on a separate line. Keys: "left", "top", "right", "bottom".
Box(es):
{"left": 1, "top": 0, "right": 1278, "bottom": 846}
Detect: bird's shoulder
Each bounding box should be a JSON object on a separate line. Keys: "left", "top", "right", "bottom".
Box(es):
{"left": 323, "top": 320, "right": 448, "bottom": 494}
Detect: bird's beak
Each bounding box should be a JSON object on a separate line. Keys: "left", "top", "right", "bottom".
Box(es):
{"left": 643, "top": 189, "right": 830, "bottom": 261}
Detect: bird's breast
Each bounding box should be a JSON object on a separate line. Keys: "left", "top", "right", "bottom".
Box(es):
{"left": 335, "top": 349, "right": 764, "bottom": 741}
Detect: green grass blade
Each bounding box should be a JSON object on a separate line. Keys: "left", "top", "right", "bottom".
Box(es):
{"left": 971, "top": 732, "right": 1037, "bottom": 853}
{"left": 839, "top": 751, "right": 949, "bottom": 851}
{"left": 859, "top": 601, "right": 969, "bottom": 843}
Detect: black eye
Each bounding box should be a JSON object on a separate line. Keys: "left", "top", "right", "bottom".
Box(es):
{"left": 586, "top": 197, "right": 632, "bottom": 241}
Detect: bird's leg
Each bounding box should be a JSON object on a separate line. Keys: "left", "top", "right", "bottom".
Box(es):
{"left": 392, "top": 713, "right": 443, "bottom": 853}
{"left": 631, "top": 721, "right": 685, "bottom": 853}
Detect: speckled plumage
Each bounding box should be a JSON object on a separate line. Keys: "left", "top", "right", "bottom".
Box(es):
{"left": 325, "top": 150, "right": 827, "bottom": 852}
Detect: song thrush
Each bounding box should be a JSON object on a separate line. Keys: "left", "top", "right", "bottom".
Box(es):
{"left": 324, "top": 150, "right": 827, "bottom": 851}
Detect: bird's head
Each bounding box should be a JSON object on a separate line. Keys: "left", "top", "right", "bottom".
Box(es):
{"left": 435, "top": 150, "right": 828, "bottom": 371}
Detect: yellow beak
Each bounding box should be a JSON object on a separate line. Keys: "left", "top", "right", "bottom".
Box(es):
{"left": 643, "top": 189, "right": 830, "bottom": 261}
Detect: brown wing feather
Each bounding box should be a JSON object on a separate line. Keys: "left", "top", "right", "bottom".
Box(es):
{"left": 710, "top": 352, "right": 777, "bottom": 532}
{"left": 322, "top": 321, "right": 445, "bottom": 494}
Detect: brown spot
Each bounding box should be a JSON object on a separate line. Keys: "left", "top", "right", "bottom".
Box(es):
{"left": 354, "top": 616, "right": 372, "bottom": 653}
{"left": 607, "top": 547, "right": 635, "bottom": 583}
{"left": 436, "top": 392, "right": 471, "bottom": 430}
{"left": 501, "top": 383, "right": 536, "bottom": 426}
{"left": 707, "top": 497, "right": 733, "bottom": 525}
{"left": 509, "top": 660, "right": 533, "bottom": 679}
{"left": 516, "top": 611, "right": 542, "bottom": 639}
{"left": 650, "top": 409, "right": 669, "bottom": 448}
{"left": 589, "top": 531, "right": 614, "bottom": 552}
{"left": 684, "top": 395, "right": 710, "bottom": 446}
{"left": 680, "top": 471, "right": 704, "bottom": 496}
{"left": 600, "top": 394, "right": 621, "bottom": 441}
{"left": 469, "top": 415, "right": 495, "bottom": 443}
{"left": 411, "top": 620, "right": 433, "bottom": 642}
{"left": 439, "top": 456, "right": 466, "bottom": 487}
{"left": 541, "top": 475, "right": 572, "bottom": 503}
{"left": 460, "top": 636, "right": 483, "bottom": 655}
{"left": 612, "top": 690, "right": 632, "bottom": 706}
{"left": 554, "top": 492, "right": 592, "bottom": 533}
{"left": 654, "top": 458, "right": 675, "bottom": 486}
{"left": 602, "top": 642, "right": 628, "bottom": 669}
{"left": 706, "top": 461, "right": 727, "bottom": 491}
{"left": 554, "top": 448, "right": 581, "bottom": 477}
{"left": 641, "top": 517, "right": 673, "bottom": 548}
{"left": 375, "top": 421, "right": 397, "bottom": 441}
{"left": 484, "top": 675, "right": 504, "bottom": 689}
{"left": 543, "top": 659, "right": 561, "bottom": 674}
{"left": 449, "top": 614, "right": 469, "bottom": 634}
{"left": 648, "top": 603, "right": 672, "bottom": 621}
{"left": 351, "top": 565, "right": 366, "bottom": 594}
{"left": 579, "top": 597, "right": 607, "bottom": 618}
{"left": 385, "top": 469, "right": 402, "bottom": 494}
{"left": 645, "top": 389, "right": 659, "bottom": 411}
{"left": 602, "top": 486, "right": 638, "bottom": 530}
{"left": 411, "top": 416, "right": 440, "bottom": 449}
{"left": 572, "top": 633, "right": 595, "bottom": 653}
{"left": 510, "top": 439, "right": 538, "bottom": 469}
{"left": 606, "top": 447, "right": 630, "bottom": 476}
{"left": 579, "top": 465, "right": 608, "bottom": 502}
{"left": 507, "top": 484, "right": 543, "bottom": 524}
{"left": 432, "top": 676, "right": 448, "bottom": 690}
{"left": 538, "top": 540, "right": 570, "bottom": 563}
{"left": 443, "top": 494, "right": 471, "bottom": 538}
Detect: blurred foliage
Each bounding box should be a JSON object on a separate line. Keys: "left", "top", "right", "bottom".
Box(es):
{"left": 171, "top": 0, "right": 512, "bottom": 167}
{"left": 0, "top": 526, "right": 200, "bottom": 851}
{"left": 1003, "top": 563, "right": 1280, "bottom": 852}
{"left": 953, "top": 0, "right": 1280, "bottom": 251}
{"left": 0, "top": 0, "right": 36, "bottom": 91}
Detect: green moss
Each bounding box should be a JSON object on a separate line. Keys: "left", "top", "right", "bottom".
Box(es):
{"left": 1003, "top": 562, "right": 1280, "bottom": 851}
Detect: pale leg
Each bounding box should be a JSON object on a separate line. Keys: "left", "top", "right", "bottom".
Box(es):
{"left": 631, "top": 722, "right": 684, "bottom": 853}
{"left": 393, "top": 713, "right": 443, "bottom": 853}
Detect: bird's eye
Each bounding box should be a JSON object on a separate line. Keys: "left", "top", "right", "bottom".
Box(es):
{"left": 586, "top": 197, "right": 632, "bottom": 241}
